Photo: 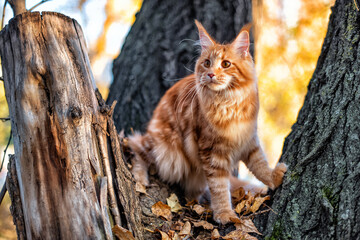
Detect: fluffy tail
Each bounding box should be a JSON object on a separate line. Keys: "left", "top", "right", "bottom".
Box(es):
{"left": 128, "top": 132, "right": 151, "bottom": 186}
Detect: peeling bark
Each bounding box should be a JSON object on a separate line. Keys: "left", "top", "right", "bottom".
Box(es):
{"left": 6, "top": 155, "right": 26, "bottom": 240}
{"left": 257, "top": 1, "right": 360, "bottom": 239}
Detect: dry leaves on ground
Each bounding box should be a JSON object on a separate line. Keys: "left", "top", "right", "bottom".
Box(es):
{"left": 223, "top": 229, "right": 258, "bottom": 240}
{"left": 112, "top": 225, "right": 136, "bottom": 240}
{"left": 167, "top": 193, "right": 182, "bottom": 213}
{"left": 152, "top": 201, "right": 173, "bottom": 221}
{"left": 149, "top": 189, "right": 271, "bottom": 240}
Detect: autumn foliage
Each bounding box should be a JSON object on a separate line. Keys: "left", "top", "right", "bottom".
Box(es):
{"left": 142, "top": 189, "right": 272, "bottom": 240}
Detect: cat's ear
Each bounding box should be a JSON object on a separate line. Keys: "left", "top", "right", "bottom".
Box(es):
{"left": 195, "top": 20, "right": 215, "bottom": 51}
{"left": 232, "top": 24, "right": 251, "bottom": 57}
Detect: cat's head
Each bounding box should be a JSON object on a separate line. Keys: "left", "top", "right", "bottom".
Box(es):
{"left": 194, "top": 20, "right": 255, "bottom": 93}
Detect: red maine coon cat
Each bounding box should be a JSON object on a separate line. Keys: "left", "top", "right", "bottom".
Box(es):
{"left": 128, "top": 20, "right": 287, "bottom": 224}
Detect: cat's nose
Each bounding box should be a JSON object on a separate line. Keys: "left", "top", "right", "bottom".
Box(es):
{"left": 208, "top": 73, "right": 215, "bottom": 79}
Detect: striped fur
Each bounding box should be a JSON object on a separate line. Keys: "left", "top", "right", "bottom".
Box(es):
{"left": 128, "top": 20, "right": 287, "bottom": 224}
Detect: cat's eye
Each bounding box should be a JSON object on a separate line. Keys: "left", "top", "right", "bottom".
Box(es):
{"left": 204, "top": 59, "right": 211, "bottom": 68}
{"left": 221, "top": 60, "right": 231, "bottom": 68}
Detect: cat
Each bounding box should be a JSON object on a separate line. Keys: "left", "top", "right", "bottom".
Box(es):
{"left": 128, "top": 20, "right": 287, "bottom": 224}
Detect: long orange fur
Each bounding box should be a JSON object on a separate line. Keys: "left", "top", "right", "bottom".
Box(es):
{"left": 128, "top": 20, "right": 287, "bottom": 224}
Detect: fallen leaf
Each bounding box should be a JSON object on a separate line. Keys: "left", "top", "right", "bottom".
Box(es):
{"left": 242, "top": 200, "right": 252, "bottom": 215}
{"left": 249, "top": 196, "right": 270, "bottom": 213}
{"left": 173, "top": 232, "right": 181, "bottom": 240}
{"left": 135, "top": 182, "right": 147, "bottom": 194}
{"left": 152, "top": 201, "right": 173, "bottom": 221}
{"left": 223, "top": 229, "right": 258, "bottom": 240}
{"left": 192, "top": 220, "right": 214, "bottom": 230}
{"left": 186, "top": 199, "right": 198, "bottom": 207}
{"left": 193, "top": 204, "right": 206, "bottom": 215}
{"left": 235, "top": 200, "right": 247, "bottom": 214}
{"left": 168, "top": 230, "right": 175, "bottom": 238}
{"left": 246, "top": 191, "right": 254, "bottom": 204}
{"left": 235, "top": 219, "right": 262, "bottom": 235}
{"left": 155, "top": 229, "right": 171, "bottom": 240}
{"left": 179, "top": 221, "right": 191, "bottom": 236}
{"left": 166, "top": 193, "right": 182, "bottom": 213}
{"left": 211, "top": 229, "right": 221, "bottom": 239}
{"left": 112, "top": 225, "right": 135, "bottom": 240}
{"left": 232, "top": 187, "right": 246, "bottom": 202}
{"left": 230, "top": 217, "right": 242, "bottom": 224}
{"left": 171, "top": 220, "right": 184, "bottom": 231}
{"left": 144, "top": 228, "right": 155, "bottom": 233}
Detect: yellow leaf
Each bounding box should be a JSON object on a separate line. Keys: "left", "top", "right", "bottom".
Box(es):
{"left": 173, "top": 232, "right": 182, "bottom": 240}
{"left": 112, "top": 225, "right": 135, "bottom": 240}
{"left": 151, "top": 201, "right": 173, "bottom": 221}
{"left": 230, "top": 217, "right": 242, "bottom": 224}
{"left": 193, "top": 204, "right": 206, "bottom": 215}
{"left": 179, "top": 221, "right": 191, "bottom": 236}
{"left": 249, "top": 196, "right": 270, "bottom": 213}
{"left": 223, "top": 229, "right": 258, "bottom": 240}
{"left": 211, "top": 229, "right": 221, "bottom": 239}
{"left": 231, "top": 187, "right": 245, "bottom": 202}
{"left": 166, "top": 193, "right": 182, "bottom": 213}
{"left": 135, "top": 182, "right": 146, "bottom": 194}
{"left": 235, "top": 200, "right": 247, "bottom": 214}
{"left": 192, "top": 220, "right": 214, "bottom": 230}
{"left": 235, "top": 219, "right": 262, "bottom": 235}
{"left": 155, "top": 229, "right": 171, "bottom": 240}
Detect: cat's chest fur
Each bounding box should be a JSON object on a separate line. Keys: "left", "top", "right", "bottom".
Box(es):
{"left": 199, "top": 89, "right": 258, "bottom": 143}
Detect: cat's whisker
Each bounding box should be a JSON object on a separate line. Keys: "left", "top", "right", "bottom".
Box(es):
{"left": 189, "top": 86, "right": 200, "bottom": 120}
{"left": 174, "top": 82, "right": 195, "bottom": 112}
{"left": 163, "top": 77, "right": 186, "bottom": 83}
{"left": 183, "top": 65, "right": 194, "bottom": 73}
{"left": 179, "top": 38, "right": 198, "bottom": 45}
{"left": 175, "top": 82, "right": 196, "bottom": 112}
{"left": 176, "top": 84, "right": 197, "bottom": 117}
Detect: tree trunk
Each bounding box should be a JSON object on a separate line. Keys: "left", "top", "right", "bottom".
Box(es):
{"left": 107, "top": 0, "right": 253, "bottom": 134}
{"left": 257, "top": 1, "right": 360, "bottom": 239}
{"left": 0, "top": 12, "right": 142, "bottom": 239}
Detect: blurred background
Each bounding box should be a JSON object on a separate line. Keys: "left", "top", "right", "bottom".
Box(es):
{"left": 0, "top": 0, "right": 334, "bottom": 238}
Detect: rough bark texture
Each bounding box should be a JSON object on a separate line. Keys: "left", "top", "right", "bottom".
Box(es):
{"left": 107, "top": 0, "right": 253, "bottom": 134}
{"left": 257, "top": 1, "right": 360, "bottom": 239}
{"left": 6, "top": 155, "right": 26, "bottom": 240}
{"left": 0, "top": 12, "right": 142, "bottom": 239}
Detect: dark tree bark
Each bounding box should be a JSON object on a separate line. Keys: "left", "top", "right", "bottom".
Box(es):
{"left": 257, "top": 1, "right": 360, "bottom": 239}
{"left": 107, "top": 0, "right": 253, "bottom": 134}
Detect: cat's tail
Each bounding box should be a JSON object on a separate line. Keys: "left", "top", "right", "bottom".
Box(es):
{"left": 128, "top": 132, "right": 152, "bottom": 186}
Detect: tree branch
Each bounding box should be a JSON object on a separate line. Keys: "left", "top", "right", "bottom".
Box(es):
{"left": 7, "top": 0, "right": 26, "bottom": 16}
{"left": 0, "top": 182, "right": 6, "bottom": 205}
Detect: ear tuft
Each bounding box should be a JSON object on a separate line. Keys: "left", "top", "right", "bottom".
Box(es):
{"left": 232, "top": 30, "right": 250, "bottom": 57}
{"left": 195, "top": 20, "right": 215, "bottom": 51}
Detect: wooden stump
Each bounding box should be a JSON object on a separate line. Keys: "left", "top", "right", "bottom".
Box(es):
{"left": 0, "top": 12, "right": 142, "bottom": 239}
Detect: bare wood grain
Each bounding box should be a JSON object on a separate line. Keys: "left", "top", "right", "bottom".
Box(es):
{"left": 0, "top": 12, "right": 112, "bottom": 239}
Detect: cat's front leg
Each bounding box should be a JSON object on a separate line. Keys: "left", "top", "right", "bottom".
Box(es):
{"left": 243, "top": 136, "right": 287, "bottom": 189}
{"left": 203, "top": 157, "right": 238, "bottom": 224}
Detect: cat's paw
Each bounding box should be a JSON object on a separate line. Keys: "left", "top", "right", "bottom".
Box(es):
{"left": 213, "top": 209, "right": 239, "bottom": 225}
{"left": 271, "top": 162, "right": 287, "bottom": 189}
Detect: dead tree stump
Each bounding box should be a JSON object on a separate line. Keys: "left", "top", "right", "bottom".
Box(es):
{"left": 0, "top": 12, "right": 142, "bottom": 239}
